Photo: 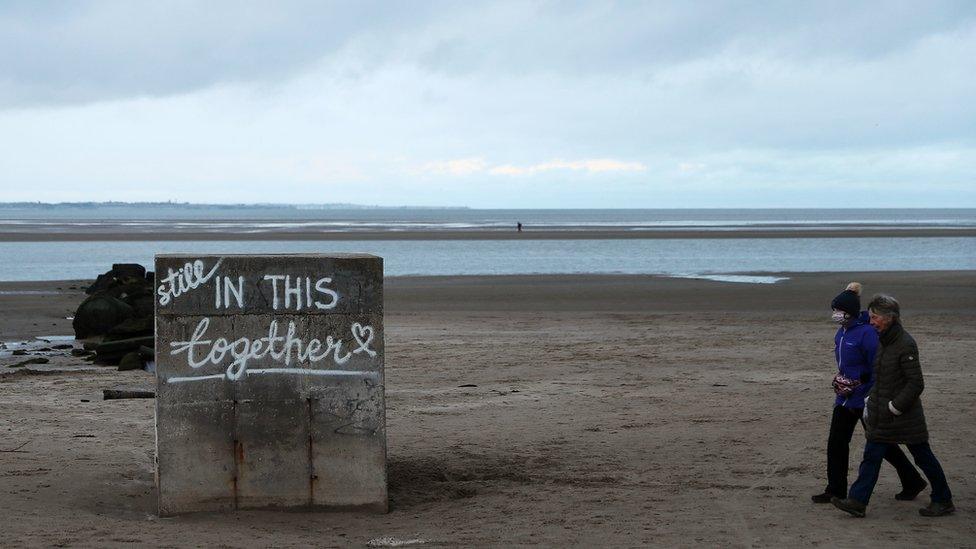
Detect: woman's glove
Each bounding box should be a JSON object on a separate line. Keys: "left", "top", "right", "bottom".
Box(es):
{"left": 832, "top": 373, "right": 860, "bottom": 396}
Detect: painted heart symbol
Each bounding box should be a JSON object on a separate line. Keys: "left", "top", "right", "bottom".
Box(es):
{"left": 351, "top": 323, "right": 377, "bottom": 357}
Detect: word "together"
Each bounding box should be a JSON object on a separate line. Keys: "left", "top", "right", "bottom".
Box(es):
{"left": 169, "top": 317, "right": 377, "bottom": 381}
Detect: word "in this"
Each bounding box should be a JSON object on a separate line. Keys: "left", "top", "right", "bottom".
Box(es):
{"left": 212, "top": 275, "right": 339, "bottom": 311}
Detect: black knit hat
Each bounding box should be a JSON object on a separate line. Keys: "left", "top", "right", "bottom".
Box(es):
{"left": 831, "top": 282, "right": 862, "bottom": 317}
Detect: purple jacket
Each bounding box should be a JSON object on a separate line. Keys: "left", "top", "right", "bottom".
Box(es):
{"left": 834, "top": 310, "right": 879, "bottom": 409}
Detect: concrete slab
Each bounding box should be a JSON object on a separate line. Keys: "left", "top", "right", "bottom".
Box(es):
{"left": 155, "top": 400, "right": 236, "bottom": 515}
{"left": 155, "top": 254, "right": 386, "bottom": 515}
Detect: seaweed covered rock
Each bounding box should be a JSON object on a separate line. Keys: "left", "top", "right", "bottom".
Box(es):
{"left": 94, "top": 336, "right": 154, "bottom": 364}
{"left": 73, "top": 263, "right": 156, "bottom": 367}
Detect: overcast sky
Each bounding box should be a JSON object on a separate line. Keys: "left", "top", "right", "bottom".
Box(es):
{"left": 1, "top": 1, "right": 974, "bottom": 207}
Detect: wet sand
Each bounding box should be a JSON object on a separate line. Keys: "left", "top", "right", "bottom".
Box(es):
{"left": 1, "top": 272, "right": 974, "bottom": 546}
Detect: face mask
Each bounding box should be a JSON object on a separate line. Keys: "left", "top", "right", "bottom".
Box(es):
{"left": 832, "top": 311, "right": 849, "bottom": 324}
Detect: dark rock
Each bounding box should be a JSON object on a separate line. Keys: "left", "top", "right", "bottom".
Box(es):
{"left": 52, "top": 344, "right": 73, "bottom": 350}
{"left": 85, "top": 272, "right": 115, "bottom": 295}
{"left": 70, "top": 348, "right": 92, "bottom": 357}
{"left": 104, "top": 316, "right": 153, "bottom": 340}
{"left": 107, "top": 281, "right": 153, "bottom": 303}
{"left": 11, "top": 349, "right": 27, "bottom": 356}
{"left": 95, "top": 336, "right": 155, "bottom": 364}
{"left": 73, "top": 295, "right": 134, "bottom": 339}
{"left": 117, "top": 352, "right": 144, "bottom": 371}
{"left": 96, "top": 335, "right": 154, "bottom": 354}
{"left": 103, "top": 387, "right": 155, "bottom": 399}
{"left": 121, "top": 280, "right": 152, "bottom": 295}
{"left": 9, "top": 357, "right": 50, "bottom": 368}
{"left": 129, "top": 295, "right": 155, "bottom": 318}
{"left": 112, "top": 263, "right": 146, "bottom": 281}
{"left": 74, "top": 263, "right": 156, "bottom": 360}
{"left": 82, "top": 340, "right": 101, "bottom": 351}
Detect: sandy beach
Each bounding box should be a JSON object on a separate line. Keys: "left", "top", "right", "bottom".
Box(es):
{"left": 1, "top": 272, "right": 974, "bottom": 547}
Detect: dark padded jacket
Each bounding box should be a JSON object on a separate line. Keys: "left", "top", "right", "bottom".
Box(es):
{"left": 864, "top": 322, "right": 929, "bottom": 444}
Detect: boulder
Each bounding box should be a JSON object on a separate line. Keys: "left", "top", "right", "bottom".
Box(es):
{"left": 95, "top": 336, "right": 155, "bottom": 364}
{"left": 85, "top": 272, "right": 116, "bottom": 295}
{"left": 138, "top": 345, "right": 155, "bottom": 360}
{"left": 104, "top": 316, "right": 153, "bottom": 340}
{"left": 84, "top": 264, "right": 149, "bottom": 296}
{"left": 112, "top": 263, "right": 146, "bottom": 281}
{"left": 73, "top": 295, "right": 134, "bottom": 339}
{"left": 129, "top": 294, "right": 155, "bottom": 318}
{"left": 73, "top": 263, "right": 157, "bottom": 368}
{"left": 98, "top": 280, "right": 150, "bottom": 301}
{"left": 117, "top": 352, "right": 144, "bottom": 371}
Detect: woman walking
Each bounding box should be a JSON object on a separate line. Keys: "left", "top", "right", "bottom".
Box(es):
{"left": 832, "top": 294, "right": 954, "bottom": 517}
{"left": 811, "top": 283, "right": 924, "bottom": 504}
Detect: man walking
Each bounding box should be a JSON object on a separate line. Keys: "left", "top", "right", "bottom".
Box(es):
{"left": 832, "top": 294, "right": 955, "bottom": 518}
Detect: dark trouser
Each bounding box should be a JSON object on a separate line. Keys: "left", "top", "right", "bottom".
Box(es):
{"left": 825, "top": 405, "right": 922, "bottom": 498}
{"left": 850, "top": 440, "right": 952, "bottom": 504}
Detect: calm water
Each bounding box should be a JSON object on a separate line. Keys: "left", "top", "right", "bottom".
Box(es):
{"left": 1, "top": 207, "right": 975, "bottom": 233}
{"left": 1, "top": 237, "right": 973, "bottom": 282}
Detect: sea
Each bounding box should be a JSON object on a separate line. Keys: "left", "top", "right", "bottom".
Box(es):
{"left": 0, "top": 206, "right": 974, "bottom": 283}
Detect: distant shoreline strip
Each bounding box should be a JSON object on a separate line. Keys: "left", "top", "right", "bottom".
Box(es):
{"left": 166, "top": 369, "right": 379, "bottom": 384}
{"left": 2, "top": 227, "right": 976, "bottom": 241}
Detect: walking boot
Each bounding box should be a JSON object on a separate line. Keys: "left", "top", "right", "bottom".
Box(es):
{"left": 811, "top": 491, "right": 834, "bottom": 504}
{"left": 831, "top": 497, "right": 866, "bottom": 518}
{"left": 895, "top": 479, "right": 927, "bottom": 501}
{"left": 919, "top": 500, "right": 955, "bottom": 517}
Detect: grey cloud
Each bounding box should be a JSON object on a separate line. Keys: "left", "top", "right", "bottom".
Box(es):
{"left": 3, "top": 1, "right": 974, "bottom": 109}
{"left": 0, "top": 0, "right": 441, "bottom": 108}
{"left": 413, "top": 1, "right": 976, "bottom": 76}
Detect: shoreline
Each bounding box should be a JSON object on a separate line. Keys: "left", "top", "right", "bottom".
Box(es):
{"left": 3, "top": 269, "right": 976, "bottom": 285}
{"left": 2, "top": 227, "right": 976, "bottom": 241}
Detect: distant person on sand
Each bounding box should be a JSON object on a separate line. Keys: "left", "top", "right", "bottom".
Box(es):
{"left": 832, "top": 294, "right": 954, "bottom": 518}
{"left": 811, "top": 283, "right": 925, "bottom": 505}
{"left": 517, "top": 222, "right": 522, "bottom": 233}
